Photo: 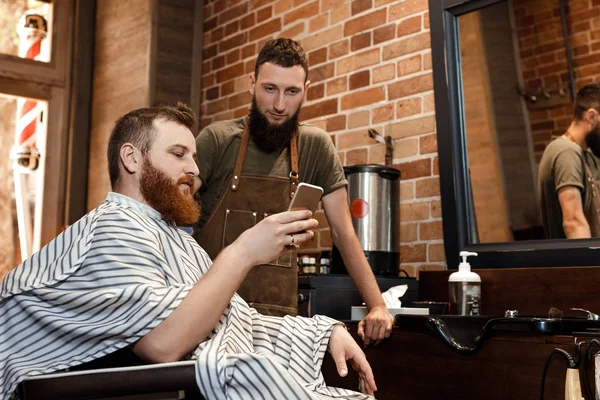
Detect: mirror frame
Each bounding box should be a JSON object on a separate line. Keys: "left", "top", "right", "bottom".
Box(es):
{"left": 429, "top": 0, "right": 600, "bottom": 269}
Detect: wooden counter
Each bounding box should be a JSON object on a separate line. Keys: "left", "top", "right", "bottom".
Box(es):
{"left": 322, "top": 323, "right": 598, "bottom": 400}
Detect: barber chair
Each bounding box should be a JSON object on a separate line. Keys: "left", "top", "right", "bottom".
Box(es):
{"left": 17, "top": 349, "right": 205, "bottom": 400}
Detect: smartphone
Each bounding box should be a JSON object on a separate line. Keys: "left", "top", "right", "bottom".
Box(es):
{"left": 287, "top": 182, "right": 324, "bottom": 213}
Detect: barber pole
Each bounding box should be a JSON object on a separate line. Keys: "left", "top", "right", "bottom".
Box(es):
{"left": 11, "top": 13, "right": 47, "bottom": 259}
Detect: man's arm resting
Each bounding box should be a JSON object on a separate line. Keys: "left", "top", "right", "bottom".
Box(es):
{"left": 131, "top": 210, "right": 317, "bottom": 363}
{"left": 558, "top": 186, "right": 591, "bottom": 238}
{"left": 321, "top": 188, "right": 393, "bottom": 344}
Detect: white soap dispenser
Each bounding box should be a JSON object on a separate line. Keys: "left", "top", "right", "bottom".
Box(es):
{"left": 448, "top": 251, "right": 481, "bottom": 316}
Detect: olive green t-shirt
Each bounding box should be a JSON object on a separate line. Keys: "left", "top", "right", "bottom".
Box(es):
{"left": 538, "top": 136, "right": 600, "bottom": 239}
{"left": 194, "top": 117, "right": 348, "bottom": 229}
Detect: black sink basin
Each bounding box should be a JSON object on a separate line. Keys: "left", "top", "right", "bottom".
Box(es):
{"left": 394, "top": 315, "right": 600, "bottom": 354}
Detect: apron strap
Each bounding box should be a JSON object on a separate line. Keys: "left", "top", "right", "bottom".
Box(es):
{"left": 230, "top": 121, "right": 300, "bottom": 196}
{"left": 230, "top": 125, "right": 250, "bottom": 191}
{"left": 289, "top": 131, "right": 299, "bottom": 199}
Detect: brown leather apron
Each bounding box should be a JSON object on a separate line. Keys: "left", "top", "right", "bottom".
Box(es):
{"left": 195, "top": 125, "right": 300, "bottom": 316}
{"left": 583, "top": 160, "right": 600, "bottom": 237}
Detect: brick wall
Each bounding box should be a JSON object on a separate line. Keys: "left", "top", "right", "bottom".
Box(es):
{"left": 200, "top": 0, "right": 444, "bottom": 276}
{"left": 515, "top": 0, "right": 600, "bottom": 161}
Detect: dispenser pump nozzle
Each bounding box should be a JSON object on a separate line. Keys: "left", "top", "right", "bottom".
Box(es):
{"left": 458, "top": 251, "right": 478, "bottom": 271}
{"left": 459, "top": 251, "right": 478, "bottom": 264}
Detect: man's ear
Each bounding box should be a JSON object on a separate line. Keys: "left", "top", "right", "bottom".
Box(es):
{"left": 588, "top": 108, "right": 599, "bottom": 126}
{"left": 120, "top": 143, "right": 140, "bottom": 175}
{"left": 248, "top": 72, "right": 256, "bottom": 95}
{"left": 303, "top": 79, "right": 311, "bottom": 102}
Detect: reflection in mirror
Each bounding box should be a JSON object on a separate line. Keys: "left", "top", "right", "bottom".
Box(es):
{"left": 458, "top": 0, "right": 591, "bottom": 243}
{"left": 0, "top": 1, "right": 52, "bottom": 63}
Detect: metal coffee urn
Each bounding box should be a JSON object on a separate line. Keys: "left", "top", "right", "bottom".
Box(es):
{"left": 331, "top": 164, "right": 401, "bottom": 276}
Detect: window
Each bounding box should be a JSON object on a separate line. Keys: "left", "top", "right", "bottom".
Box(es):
{"left": 0, "top": 0, "right": 74, "bottom": 279}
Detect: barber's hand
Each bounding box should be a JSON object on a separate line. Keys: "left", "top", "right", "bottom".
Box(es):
{"left": 357, "top": 305, "right": 394, "bottom": 346}
{"left": 235, "top": 210, "right": 318, "bottom": 266}
{"left": 329, "top": 325, "right": 377, "bottom": 396}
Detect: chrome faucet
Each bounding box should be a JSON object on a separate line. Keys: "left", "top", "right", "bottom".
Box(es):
{"left": 570, "top": 308, "right": 600, "bottom": 321}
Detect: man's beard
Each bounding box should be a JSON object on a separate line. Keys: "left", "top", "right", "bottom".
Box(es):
{"left": 586, "top": 125, "right": 600, "bottom": 158}
{"left": 248, "top": 97, "right": 300, "bottom": 153}
{"left": 139, "top": 157, "right": 200, "bottom": 225}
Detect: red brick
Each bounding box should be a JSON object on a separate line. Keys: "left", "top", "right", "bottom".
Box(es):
{"left": 202, "top": 73, "right": 215, "bottom": 88}
{"left": 428, "top": 243, "right": 445, "bottom": 262}
{"left": 351, "top": 32, "right": 371, "bottom": 51}
{"left": 220, "top": 33, "right": 246, "bottom": 53}
{"left": 225, "top": 20, "right": 239, "bottom": 36}
{"left": 212, "top": 55, "right": 225, "bottom": 71}
{"left": 234, "top": 106, "right": 250, "bottom": 118}
{"left": 394, "top": 158, "right": 431, "bottom": 179}
{"left": 241, "top": 43, "right": 256, "bottom": 59}
{"left": 221, "top": 80, "right": 235, "bottom": 96}
{"left": 372, "top": 103, "right": 394, "bottom": 124}
{"left": 416, "top": 178, "right": 440, "bottom": 199}
{"left": 386, "top": 115, "right": 436, "bottom": 139}
{"left": 309, "top": 48, "right": 327, "bottom": 66}
{"left": 327, "top": 76, "right": 347, "bottom": 96}
{"left": 256, "top": 6, "right": 272, "bottom": 22}
{"left": 396, "top": 97, "right": 421, "bottom": 118}
{"left": 419, "top": 133, "right": 437, "bottom": 154}
{"left": 326, "top": 114, "right": 346, "bottom": 132}
{"left": 424, "top": 11, "right": 430, "bottom": 29}
{"left": 308, "top": 62, "right": 334, "bottom": 83}
{"left": 205, "top": 16, "right": 218, "bottom": 32}
{"left": 274, "top": 0, "right": 293, "bottom": 15}
{"left": 329, "top": 40, "right": 349, "bottom": 59}
{"left": 228, "top": 91, "right": 252, "bottom": 109}
{"left": 309, "top": 14, "right": 328, "bottom": 33}
{"left": 284, "top": 1, "right": 318, "bottom": 24}
{"left": 216, "top": 62, "right": 245, "bottom": 83}
{"left": 390, "top": 0, "right": 428, "bottom": 21}
{"left": 203, "top": 44, "right": 217, "bottom": 60}
{"left": 280, "top": 22, "right": 305, "bottom": 38}
{"left": 382, "top": 32, "right": 430, "bottom": 61}
{"left": 227, "top": 49, "right": 241, "bottom": 64}
{"left": 344, "top": 9, "right": 386, "bottom": 36}
{"left": 388, "top": 73, "right": 433, "bottom": 100}
{"left": 307, "top": 82, "right": 325, "bottom": 101}
{"left": 206, "top": 98, "right": 228, "bottom": 115}
{"left": 373, "top": 64, "right": 395, "bottom": 83}
{"left": 351, "top": 0, "right": 372, "bottom": 15}
{"left": 206, "top": 86, "right": 219, "bottom": 101}
{"left": 341, "top": 86, "right": 385, "bottom": 110}
{"left": 349, "top": 70, "right": 370, "bottom": 90}
{"left": 398, "top": 54, "right": 422, "bottom": 76}
{"left": 249, "top": 18, "right": 282, "bottom": 41}
{"left": 397, "top": 15, "right": 421, "bottom": 37}
{"left": 431, "top": 200, "right": 441, "bottom": 218}
{"left": 374, "top": 24, "right": 395, "bottom": 44}
{"left": 337, "top": 48, "right": 380, "bottom": 74}
{"left": 249, "top": 0, "right": 271, "bottom": 10}
{"left": 219, "top": 3, "right": 248, "bottom": 25}
{"left": 245, "top": 57, "right": 257, "bottom": 74}
{"left": 210, "top": 27, "right": 224, "bottom": 44}
{"left": 337, "top": 129, "right": 372, "bottom": 149}
{"left": 203, "top": 59, "right": 211, "bottom": 74}
{"left": 301, "top": 98, "right": 338, "bottom": 121}
{"left": 240, "top": 13, "right": 256, "bottom": 30}
{"left": 302, "top": 25, "right": 343, "bottom": 51}
{"left": 347, "top": 148, "right": 368, "bottom": 165}
{"left": 400, "top": 244, "right": 427, "bottom": 262}
{"left": 331, "top": 2, "right": 351, "bottom": 25}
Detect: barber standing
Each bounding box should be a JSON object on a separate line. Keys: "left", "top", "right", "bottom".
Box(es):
{"left": 193, "top": 38, "right": 393, "bottom": 345}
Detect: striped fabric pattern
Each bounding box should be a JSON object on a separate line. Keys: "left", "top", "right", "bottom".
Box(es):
{"left": 0, "top": 192, "right": 373, "bottom": 400}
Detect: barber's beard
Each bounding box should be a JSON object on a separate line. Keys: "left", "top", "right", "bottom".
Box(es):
{"left": 586, "top": 126, "right": 600, "bottom": 158}
{"left": 248, "top": 97, "right": 300, "bottom": 153}
{"left": 139, "top": 157, "right": 200, "bottom": 225}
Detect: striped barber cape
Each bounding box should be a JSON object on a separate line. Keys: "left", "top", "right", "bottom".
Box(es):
{"left": 0, "top": 192, "right": 374, "bottom": 400}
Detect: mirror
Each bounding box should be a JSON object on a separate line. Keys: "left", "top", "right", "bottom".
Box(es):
{"left": 430, "top": 0, "right": 600, "bottom": 268}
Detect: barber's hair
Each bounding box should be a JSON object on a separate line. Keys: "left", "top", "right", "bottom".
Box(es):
{"left": 255, "top": 38, "right": 308, "bottom": 81}
{"left": 107, "top": 102, "right": 196, "bottom": 188}
{"left": 573, "top": 83, "right": 600, "bottom": 120}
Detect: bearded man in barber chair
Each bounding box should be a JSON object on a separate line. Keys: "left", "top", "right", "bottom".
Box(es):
{"left": 539, "top": 83, "right": 600, "bottom": 239}
{"left": 0, "top": 104, "right": 377, "bottom": 400}
{"left": 193, "top": 38, "right": 394, "bottom": 346}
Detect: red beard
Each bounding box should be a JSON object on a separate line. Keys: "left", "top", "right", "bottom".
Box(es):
{"left": 139, "top": 157, "right": 200, "bottom": 225}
